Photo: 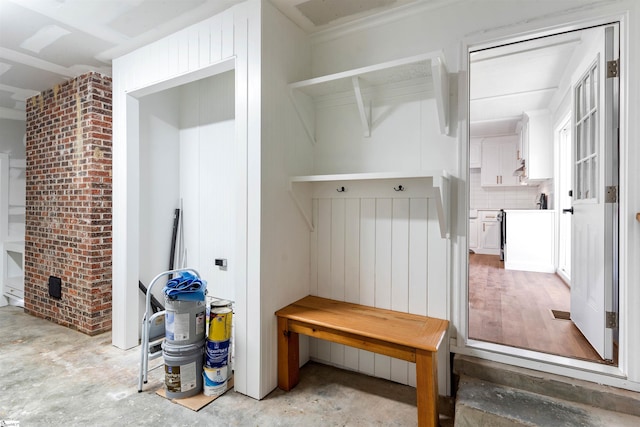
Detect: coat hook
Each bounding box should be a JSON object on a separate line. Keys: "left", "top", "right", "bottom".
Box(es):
{"left": 394, "top": 185, "right": 405, "bottom": 192}
{"left": 337, "top": 186, "right": 346, "bottom": 192}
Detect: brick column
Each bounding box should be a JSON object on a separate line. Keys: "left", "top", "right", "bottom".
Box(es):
{"left": 24, "top": 72, "right": 112, "bottom": 335}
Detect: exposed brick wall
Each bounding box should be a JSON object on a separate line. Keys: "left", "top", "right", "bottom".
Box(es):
{"left": 24, "top": 72, "right": 112, "bottom": 335}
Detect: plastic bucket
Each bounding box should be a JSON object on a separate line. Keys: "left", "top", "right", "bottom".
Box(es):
{"left": 165, "top": 298, "right": 206, "bottom": 345}
{"left": 162, "top": 339, "right": 205, "bottom": 399}
{"left": 203, "top": 365, "right": 229, "bottom": 396}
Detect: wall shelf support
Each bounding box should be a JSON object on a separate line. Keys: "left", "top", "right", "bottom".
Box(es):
{"left": 352, "top": 76, "right": 371, "bottom": 137}
{"left": 289, "top": 171, "right": 450, "bottom": 239}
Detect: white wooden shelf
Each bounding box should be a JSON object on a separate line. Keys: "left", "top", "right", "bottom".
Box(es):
{"left": 289, "top": 51, "right": 449, "bottom": 143}
{"left": 2, "top": 240, "right": 25, "bottom": 305}
{"left": 4, "top": 240, "right": 24, "bottom": 253}
{"left": 289, "top": 170, "right": 450, "bottom": 238}
{"left": 8, "top": 206, "right": 25, "bottom": 215}
{"left": 5, "top": 276, "right": 23, "bottom": 289}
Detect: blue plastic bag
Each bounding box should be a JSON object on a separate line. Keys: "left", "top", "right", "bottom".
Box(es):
{"left": 163, "top": 272, "right": 206, "bottom": 301}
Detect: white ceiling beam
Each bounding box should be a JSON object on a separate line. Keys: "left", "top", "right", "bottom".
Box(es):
{"left": 0, "top": 107, "right": 25, "bottom": 121}
{"left": 0, "top": 47, "right": 76, "bottom": 78}
{"left": 5, "top": 0, "right": 130, "bottom": 46}
{"left": 0, "top": 83, "right": 39, "bottom": 101}
{"left": 470, "top": 86, "right": 557, "bottom": 102}
{"left": 471, "top": 38, "right": 582, "bottom": 63}
{"left": 470, "top": 116, "right": 523, "bottom": 124}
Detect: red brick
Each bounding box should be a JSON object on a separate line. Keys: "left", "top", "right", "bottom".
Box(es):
{"left": 24, "top": 72, "right": 113, "bottom": 335}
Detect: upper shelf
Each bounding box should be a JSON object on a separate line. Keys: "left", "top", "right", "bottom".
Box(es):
{"left": 3, "top": 240, "right": 24, "bottom": 254}
{"left": 289, "top": 170, "right": 450, "bottom": 239}
{"left": 288, "top": 51, "right": 450, "bottom": 143}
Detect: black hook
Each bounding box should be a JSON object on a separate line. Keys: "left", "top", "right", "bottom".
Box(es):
{"left": 337, "top": 186, "right": 346, "bottom": 193}
{"left": 394, "top": 185, "right": 405, "bottom": 192}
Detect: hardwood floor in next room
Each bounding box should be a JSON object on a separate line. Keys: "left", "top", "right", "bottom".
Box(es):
{"left": 468, "top": 254, "right": 609, "bottom": 364}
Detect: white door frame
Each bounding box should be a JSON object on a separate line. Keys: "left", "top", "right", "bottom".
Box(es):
{"left": 555, "top": 113, "right": 572, "bottom": 284}
{"left": 455, "top": 9, "right": 639, "bottom": 391}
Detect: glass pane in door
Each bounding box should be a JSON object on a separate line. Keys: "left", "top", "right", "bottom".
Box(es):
{"left": 575, "top": 58, "right": 599, "bottom": 201}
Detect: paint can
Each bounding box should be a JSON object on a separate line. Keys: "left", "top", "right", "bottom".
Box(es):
{"left": 162, "top": 339, "right": 205, "bottom": 399}
{"left": 206, "top": 299, "right": 231, "bottom": 338}
{"left": 165, "top": 298, "right": 206, "bottom": 345}
{"left": 204, "top": 338, "right": 230, "bottom": 368}
{"left": 202, "top": 365, "right": 229, "bottom": 396}
{"left": 208, "top": 306, "right": 232, "bottom": 342}
{"left": 210, "top": 298, "right": 232, "bottom": 309}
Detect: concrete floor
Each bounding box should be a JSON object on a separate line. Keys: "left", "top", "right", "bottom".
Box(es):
{"left": 0, "top": 306, "right": 451, "bottom": 426}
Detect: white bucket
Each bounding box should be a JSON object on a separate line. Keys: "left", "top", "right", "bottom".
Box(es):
{"left": 203, "top": 365, "right": 228, "bottom": 396}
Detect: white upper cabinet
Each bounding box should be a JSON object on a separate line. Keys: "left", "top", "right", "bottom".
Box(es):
{"left": 481, "top": 139, "right": 519, "bottom": 187}
{"left": 521, "top": 110, "right": 553, "bottom": 181}
{"left": 470, "top": 138, "right": 482, "bottom": 169}
{"left": 288, "top": 51, "right": 450, "bottom": 144}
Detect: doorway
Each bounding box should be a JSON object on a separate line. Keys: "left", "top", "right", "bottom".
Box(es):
{"left": 468, "top": 24, "right": 619, "bottom": 365}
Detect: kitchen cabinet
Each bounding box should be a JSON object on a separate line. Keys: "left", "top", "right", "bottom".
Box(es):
{"left": 469, "top": 138, "right": 482, "bottom": 169}
{"left": 469, "top": 210, "right": 500, "bottom": 255}
{"left": 481, "top": 140, "right": 519, "bottom": 187}
{"left": 480, "top": 211, "right": 500, "bottom": 254}
{"left": 469, "top": 210, "right": 478, "bottom": 250}
{"left": 504, "top": 210, "right": 554, "bottom": 273}
{"left": 520, "top": 111, "right": 553, "bottom": 181}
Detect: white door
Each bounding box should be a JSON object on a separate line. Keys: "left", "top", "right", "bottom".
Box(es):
{"left": 570, "top": 24, "right": 618, "bottom": 361}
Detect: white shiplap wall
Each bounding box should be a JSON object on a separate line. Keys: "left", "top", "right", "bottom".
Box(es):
{"left": 298, "top": 41, "right": 453, "bottom": 393}
{"left": 309, "top": 196, "right": 448, "bottom": 389}
{"left": 179, "top": 71, "right": 236, "bottom": 303}
{"left": 259, "top": 0, "right": 313, "bottom": 397}
{"left": 112, "top": 0, "right": 261, "bottom": 398}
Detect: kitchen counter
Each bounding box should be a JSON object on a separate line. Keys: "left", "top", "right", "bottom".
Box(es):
{"left": 504, "top": 210, "right": 554, "bottom": 273}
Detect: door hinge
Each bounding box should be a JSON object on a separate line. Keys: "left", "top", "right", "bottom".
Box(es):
{"left": 606, "top": 311, "right": 617, "bottom": 329}
{"left": 605, "top": 186, "right": 617, "bottom": 203}
{"left": 607, "top": 59, "right": 619, "bottom": 78}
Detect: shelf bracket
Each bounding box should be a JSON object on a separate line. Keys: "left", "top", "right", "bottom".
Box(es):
{"left": 351, "top": 76, "right": 371, "bottom": 138}
{"left": 431, "top": 174, "right": 450, "bottom": 239}
{"left": 431, "top": 57, "right": 449, "bottom": 136}
{"left": 288, "top": 88, "right": 316, "bottom": 145}
{"left": 288, "top": 181, "right": 314, "bottom": 232}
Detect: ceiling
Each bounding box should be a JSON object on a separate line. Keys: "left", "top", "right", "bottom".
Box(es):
{"left": 0, "top": 0, "right": 421, "bottom": 124}
{"left": 1, "top": 0, "right": 593, "bottom": 141}
{"left": 470, "top": 30, "right": 590, "bottom": 138}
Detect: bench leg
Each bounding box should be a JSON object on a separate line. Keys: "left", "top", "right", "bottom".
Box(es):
{"left": 416, "top": 349, "right": 439, "bottom": 427}
{"left": 277, "top": 317, "right": 300, "bottom": 391}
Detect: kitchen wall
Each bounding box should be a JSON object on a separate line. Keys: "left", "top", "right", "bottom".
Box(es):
{"left": 469, "top": 169, "right": 543, "bottom": 210}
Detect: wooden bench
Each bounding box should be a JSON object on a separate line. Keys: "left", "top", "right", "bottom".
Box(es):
{"left": 275, "top": 295, "right": 449, "bottom": 427}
